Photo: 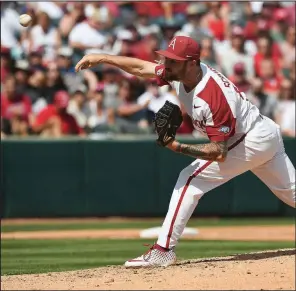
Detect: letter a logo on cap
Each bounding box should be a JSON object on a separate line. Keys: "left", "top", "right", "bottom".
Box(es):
{"left": 168, "top": 38, "right": 177, "bottom": 50}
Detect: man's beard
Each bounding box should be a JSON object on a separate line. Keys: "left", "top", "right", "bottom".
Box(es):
{"left": 165, "top": 71, "right": 180, "bottom": 81}
{"left": 165, "top": 63, "right": 187, "bottom": 81}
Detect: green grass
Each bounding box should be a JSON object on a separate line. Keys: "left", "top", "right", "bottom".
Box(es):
{"left": 1, "top": 238, "right": 294, "bottom": 276}
{"left": 1, "top": 217, "right": 294, "bottom": 233}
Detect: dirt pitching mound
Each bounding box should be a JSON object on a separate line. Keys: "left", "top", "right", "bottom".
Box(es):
{"left": 2, "top": 249, "right": 295, "bottom": 290}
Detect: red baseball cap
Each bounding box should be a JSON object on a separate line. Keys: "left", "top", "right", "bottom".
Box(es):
{"left": 257, "top": 19, "right": 270, "bottom": 31}
{"left": 274, "top": 8, "right": 287, "bottom": 21}
{"left": 54, "top": 90, "right": 69, "bottom": 108}
{"left": 155, "top": 36, "right": 200, "bottom": 61}
{"left": 231, "top": 25, "right": 245, "bottom": 37}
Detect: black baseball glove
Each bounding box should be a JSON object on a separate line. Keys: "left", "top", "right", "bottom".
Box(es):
{"left": 153, "top": 101, "right": 183, "bottom": 147}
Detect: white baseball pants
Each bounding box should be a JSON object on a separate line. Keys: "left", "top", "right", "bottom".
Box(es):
{"left": 157, "top": 117, "right": 295, "bottom": 249}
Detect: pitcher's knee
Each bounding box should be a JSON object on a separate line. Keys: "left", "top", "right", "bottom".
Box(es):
{"left": 179, "top": 167, "right": 190, "bottom": 179}
{"left": 176, "top": 167, "right": 193, "bottom": 185}
{"left": 277, "top": 185, "right": 295, "bottom": 208}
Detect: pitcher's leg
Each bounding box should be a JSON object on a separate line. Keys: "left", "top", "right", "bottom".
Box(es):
{"left": 124, "top": 160, "right": 222, "bottom": 268}
{"left": 156, "top": 179, "right": 201, "bottom": 249}
{"left": 157, "top": 160, "right": 226, "bottom": 249}
{"left": 252, "top": 152, "right": 296, "bottom": 208}
{"left": 124, "top": 135, "right": 254, "bottom": 267}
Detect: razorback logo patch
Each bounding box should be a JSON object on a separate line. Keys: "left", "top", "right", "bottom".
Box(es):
{"left": 218, "top": 126, "right": 230, "bottom": 134}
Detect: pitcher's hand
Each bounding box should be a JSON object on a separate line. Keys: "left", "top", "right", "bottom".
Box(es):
{"left": 75, "top": 54, "right": 105, "bottom": 72}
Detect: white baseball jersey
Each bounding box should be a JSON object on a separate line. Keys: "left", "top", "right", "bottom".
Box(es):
{"left": 153, "top": 62, "right": 295, "bottom": 250}
{"left": 155, "top": 62, "right": 261, "bottom": 143}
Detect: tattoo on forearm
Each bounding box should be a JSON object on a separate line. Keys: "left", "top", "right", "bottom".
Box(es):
{"left": 176, "top": 142, "right": 182, "bottom": 153}
{"left": 179, "top": 141, "right": 228, "bottom": 161}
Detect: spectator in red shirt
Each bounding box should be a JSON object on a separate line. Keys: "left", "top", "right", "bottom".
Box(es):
{"left": 32, "top": 90, "right": 84, "bottom": 137}
{"left": 1, "top": 74, "right": 32, "bottom": 136}
{"left": 243, "top": 11, "right": 259, "bottom": 42}
{"left": 134, "top": 2, "right": 164, "bottom": 20}
{"left": 254, "top": 35, "right": 282, "bottom": 78}
{"left": 1, "top": 74, "right": 32, "bottom": 120}
{"left": 134, "top": 2, "right": 186, "bottom": 27}
{"left": 132, "top": 33, "right": 160, "bottom": 63}
{"left": 203, "top": 2, "right": 227, "bottom": 42}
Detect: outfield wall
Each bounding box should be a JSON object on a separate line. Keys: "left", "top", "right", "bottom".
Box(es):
{"left": 1, "top": 137, "right": 295, "bottom": 218}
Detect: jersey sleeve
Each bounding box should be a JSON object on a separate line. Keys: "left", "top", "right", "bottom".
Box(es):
{"left": 154, "top": 64, "right": 170, "bottom": 87}
{"left": 195, "top": 77, "right": 236, "bottom": 142}
{"left": 204, "top": 104, "right": 236, "bottom": 142}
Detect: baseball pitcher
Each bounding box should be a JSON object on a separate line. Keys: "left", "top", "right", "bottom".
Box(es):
{"left": 75, "top": 36, "right": 295, "bottom": 268}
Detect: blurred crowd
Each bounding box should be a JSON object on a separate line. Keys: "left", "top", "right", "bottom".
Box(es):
{"left": 1, "top": 1, "right": 295, "bottom": 139}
